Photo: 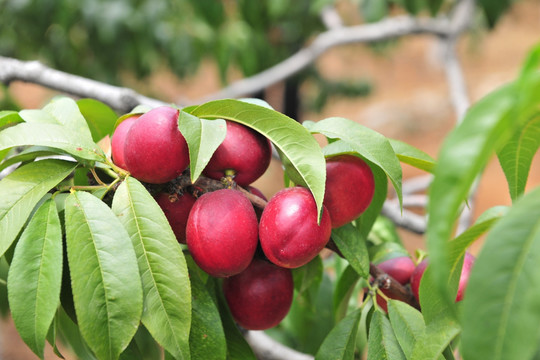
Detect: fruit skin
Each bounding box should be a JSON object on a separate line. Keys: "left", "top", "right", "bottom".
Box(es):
{"left": 410, "top": 252, "right": 475, "bottom": 303}
{"left": 186, "top": 189, "right": 258, "bottom": 277}
{"left": 223, "top": 259, "right": 293, "bottom": 330}
{"left": 259, "top": 187, "right": 332, "bottom": 268}
{"left": 155, "top": 192, "right": 197, "bottom": 244}
{"left": 377, "top": 256, "right": 416, "bottom": 285}
{"left": 111, "top": 115, "right": 139, "bottom": 170}
{"left": 323, "top": 155, "right": 375, "bottom": 228}
{"left": 123, "top": 106, "right": 189, "bottom": 184}
{"left": 203, "top": 121, "right": 272, "bottom": 186}
{"left": 375, "top": 256, "right": 416, "bottom": 312}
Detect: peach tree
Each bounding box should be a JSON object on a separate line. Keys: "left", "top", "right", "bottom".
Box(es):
{"left": 0, "top": 44, "right": 540, "bottom": 360}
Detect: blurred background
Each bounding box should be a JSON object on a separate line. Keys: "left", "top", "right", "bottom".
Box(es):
{"left": 0, "top": 0, "right": 539, "bottom": 358}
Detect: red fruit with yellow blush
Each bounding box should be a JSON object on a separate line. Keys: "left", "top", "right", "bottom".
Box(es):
{"left": 111, "top": 115, "right": 139, "bottom": 170}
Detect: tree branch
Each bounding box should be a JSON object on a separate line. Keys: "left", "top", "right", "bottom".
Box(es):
{"left": 245, "top": 331, "right": 314, "bottom": 360}
{"left": 196, "top": 15, "right": 450, "bottom": 103}
{"left": 0, "top": 56, "right": 166, "bottom": 113}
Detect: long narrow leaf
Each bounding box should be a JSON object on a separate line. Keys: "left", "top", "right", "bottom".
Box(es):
{"left": 8, "top": 199, "right": 63, "bottom": 359}
{"left": 461, "top": 186, "right": 540, "bottom": 360}
{"left": 65, "top": 191, "right": 143, "bottom": 360}
{"left": 112, "top": 177, "right": 191, "bottom": 360}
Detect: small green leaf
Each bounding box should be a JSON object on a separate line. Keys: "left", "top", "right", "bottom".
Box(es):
{"left": 56, "top": 307, "right": 97, "bottom": 360}
{"left": 0, "top": 146, "right": 61, "bottom": 173}
{"left": 77, "top": 99, "right": 118, "bottom": 142}
{"left": 65, "top": 191, "right": 143, "bottom": 360}
{"left": 478, "top": 0, "right": 512, "bottom": 28}
{"left": 214, "top": 279, "right": 256, "bottom": 360}
{"left": 0, "top": 110, "right": 24, "bottom": 130}
{"left": 178, "top": 111, "right": 227, "bottom": 182}
{"left": 448, "top": 206, "right": 507, "bottom": 281}
{"left": 389, "top": 139, "right": 435, "bottom": 173}
{"left": 188, "top": 99, "right": 326, "bottom": 218}
{"left": 111, "top": 177, "right": 191, "bottom": 360}
{"left": 0, "top": 122, "right": 104, "bottom": 161}
{"left": 0, "top": 159, "right": 76, "bottom": 258}
{"left": 367, "top": 311, "right": 406, "bottom": 360}
{"left": 333, "top": 266, "right": 360, "bottom": 322}
{"left": 332, "top": 223, "right": 370, "bottom": 278}
{"left": 497, "top": 113, "right": 540, "bottom": 201}
{"left": 315, "top": 307, "right": 362, "bottom": 360}
{"left": 293, "top": 255, "right": 324, "bottom": 295}
{"left": 461, "top": 186, "right": 540, "bottom": 360}
{"left": 189, "top": 267, "right": 226, "bottom": 360}
{"left": 8, "top": 199, "right": 62, "bottom": 359}
{"left": 387, "top": 300, "right": 425, "bottom": 358}
{"left": 307, "top": 117, "right": 402, "bottom": 207}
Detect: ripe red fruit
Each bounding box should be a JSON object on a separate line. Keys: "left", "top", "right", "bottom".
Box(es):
{"left": 374, "top": 256, "right": 416, "bottom": 312}
{"left": 203, "top": 121, "right": 272, "bottom": 186}
{"left": 186, "top": 189, "right": 258, "bottom": 277}
{"left": 155, "top": 192, "right": 197, "bottom": 244}
{"left": 111, "top": 115, "right": 139, "bottom": 170}
{"left": 410, "top": 252, "right": 475, "bottom": 303}
{"left": 323, "top": 155, "right": 375, "bottom": 228}
{"left": 123, "top": 106, "right": 189, "bottom": 184}
{"left": 377, "top": 256, "right": 416, "bottom": 285}
{"left": 223, "top": 259, "right": 293, "bottom": 330}
{"left": 259, "top": 187, "right": 332, "bottom": 268}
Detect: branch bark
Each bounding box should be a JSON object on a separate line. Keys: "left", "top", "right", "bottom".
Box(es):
{"left": 0, "top": 56, "right": 166, "bottom": 113}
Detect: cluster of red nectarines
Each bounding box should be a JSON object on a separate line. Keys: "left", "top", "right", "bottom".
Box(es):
{"left": 111, "top": 105, "right": 376, "bottom": 330}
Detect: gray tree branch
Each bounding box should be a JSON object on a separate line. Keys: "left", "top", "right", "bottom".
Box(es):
{"left": 0, "top": 56, "right": 166, "bottom": 113}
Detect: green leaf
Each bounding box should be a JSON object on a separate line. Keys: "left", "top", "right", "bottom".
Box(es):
{"left": 447, "top": 206, "right": 507, "bottom": 280}
{"left": 189, "top": 267, "right": 226, "bottom": 360}
{"left": 0, "top": 146, "right": 61, "bottom": 172}
{"left": 409, "top": 314, "right": 459, "bottom": 360}
{"left": 293, "top": 255, "right": 324, "bottom": 295}
{"left": 0, "top": 159, "right": 76, "bottom": 258}
{"left": 332, "top": 223, "right": 370, "bottom": 278}
{"left": 0, "top": 122, "right": 104, "bottom": 161}
{"left": 8, "top": 199, "right": 62, "bottom": 359}
{"left": 56, "top": 307, "right": 97, "bottom": 360}
{"left": 367, "top": 311, "right": 406, "bottom": 360}
{"left": 461, "top": 186, "right": 540, "bottom": 360}
{"left": 315, "top": 307, "right": 362, "bottom": 360}
{"left": 214, "top": 279, "right": 256, "bottom": 360}
{"left": 77, "top": 99, "right": 118, "bottom": 142}
{"left": 427, "top": 82, "right": 517, "bottom": 306}
{"left": 387, "top": 300, "right": 425, "bottom": 359}
{"left": 427, "top": 0, "right": 444, "bottom": 16}
{"left": 0, "top": 110, "right": 24, "bottom": 130}
{"left": 43, "top": 97, "right": 93, "bottom": 140}
{"left": 333, "top": 265, "right": 360, "bottom": 322}
{"left": 178, "top": 111, "right": 227, "bottom": 182}
{"left": 497, "top": 113, "right": 540, "bottom": 201}
{"left": 65, "top": 191, "right": 143, "bottom": 360}
{"left": 307, "top": 117, "right": 402, "bottom": 207}
{"left": 389, "top": 139, "right": 435, "bottom": 173}
{"left": 323, "top": 140, "right": 389, "bottom": 237}
{"left": 188, "top": 99, "right": 326, "bottom": 218}
{"left": 111, "top": 177, "right": 191, "bottom": 360}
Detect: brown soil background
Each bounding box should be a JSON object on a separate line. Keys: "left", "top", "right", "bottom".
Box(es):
{"left": 2, "top": 1, "right": 540, "bottom": 358}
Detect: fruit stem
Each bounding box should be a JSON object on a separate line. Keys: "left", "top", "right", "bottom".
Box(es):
{"left": 369, "top": 263, "right": 420, "bottom": 310}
